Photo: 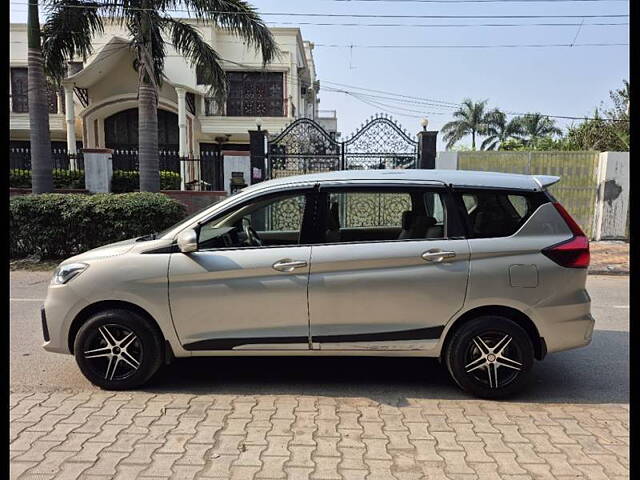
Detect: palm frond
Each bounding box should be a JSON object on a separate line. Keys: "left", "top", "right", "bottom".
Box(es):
{"left": 162, "top": 18, "right": 226, "bottom": 103}
{"left": 176, "top": 0, "right": 280, "bottom": 64}
{"left": 41, "top": 0, "right": 104, "bottom": 84}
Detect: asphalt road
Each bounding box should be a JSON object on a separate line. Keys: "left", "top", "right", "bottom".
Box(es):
{"left": 10, "top": 272, "right": 628, "bottom": 404}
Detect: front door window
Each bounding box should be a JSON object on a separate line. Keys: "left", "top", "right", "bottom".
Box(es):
{"left": 198, "top": 193, "right": 307, "bottom": 249}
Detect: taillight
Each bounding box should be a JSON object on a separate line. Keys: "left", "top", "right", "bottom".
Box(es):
{"left": 541, "top": 203, "right": 590, "bottom": 268}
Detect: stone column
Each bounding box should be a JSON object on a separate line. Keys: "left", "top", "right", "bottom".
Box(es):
{"left": 418, "top": 130, "right": 438, "bottom": 169}
{"left": 175, "top": 87, "right": 188, "bottom": 190}
{"left": 249, "top": 128, "right": 268, "bottom": 183}
{"left": 63, "top": 83, "right": 77, "bottom": 169}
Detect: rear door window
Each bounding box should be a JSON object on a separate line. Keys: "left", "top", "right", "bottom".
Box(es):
{"left": 459, "top": 191, "right": 533, "bottom": 238}
{"left": 319, "top": 188, "right": 448, "bottom": 243}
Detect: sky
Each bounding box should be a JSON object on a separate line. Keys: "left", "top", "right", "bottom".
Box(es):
{"left": 9, "top": 0, "right": 629, "bottom": 150}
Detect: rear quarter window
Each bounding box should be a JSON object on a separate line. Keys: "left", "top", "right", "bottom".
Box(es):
{"left": 459, "top": 191, "right": 536, "bottom": 238}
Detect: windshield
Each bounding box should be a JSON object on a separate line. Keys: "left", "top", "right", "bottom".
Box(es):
{"left": 156, "top": 203, "right": 218, "bottom": 239}
{"left": 156, "top": 190, "right": 252, "bottom": 239}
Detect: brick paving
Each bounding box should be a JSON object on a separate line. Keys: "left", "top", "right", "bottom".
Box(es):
{"left": 589, "top": 241, "right": 629, "bottom": 275}
{"left": 10, "top": 391, "right": 629, "bottom": 479}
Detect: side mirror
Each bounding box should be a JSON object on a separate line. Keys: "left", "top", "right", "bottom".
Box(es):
{"left": 177, "top": 229, "right": 198, "bottom": 253}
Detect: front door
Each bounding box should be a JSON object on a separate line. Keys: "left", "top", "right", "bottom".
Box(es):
{"left": 169, "top": 190, "right": 314, "bottom": 351}
{"left": 308, "top": 186, "right": 470, "bottom": 350}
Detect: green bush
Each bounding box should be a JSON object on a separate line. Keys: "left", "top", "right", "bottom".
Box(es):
{"left": 111, "top": 170, "right": 181, "bottom": 192}
{"left": 9, "top": 168, "right": 86, "bottom": 189}
{"left": 10, "top": 192, "right": 187, "bottom": 259}
{"left": 9, "top": 169, "right": 181, "bottom": 191}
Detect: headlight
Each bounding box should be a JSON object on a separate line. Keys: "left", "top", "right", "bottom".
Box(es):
{"left": 51, "top": 263, "right": 88, "bottom": 285}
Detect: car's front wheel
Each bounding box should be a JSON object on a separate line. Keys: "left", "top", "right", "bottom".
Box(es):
{"left": 73, "top": 309, "right": 163, "bottom": 390}
{"left": 445, "top": 316, "right": 534, "bottom": 399}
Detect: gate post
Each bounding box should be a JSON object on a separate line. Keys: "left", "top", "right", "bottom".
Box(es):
{"left": 249, "top": 123, "right": 268, "bottom": 183}
{"left": 418, "top": 129, "right": 438, "bottom": 169}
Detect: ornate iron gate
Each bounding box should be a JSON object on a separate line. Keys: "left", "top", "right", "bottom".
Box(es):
{"left": 267, "top": 113, "right": 418, "bottom": 178}
{"left": 268, "top": 118, "right": 342, "bottom": 178}
{"left": 343, "top": 115, "right": 418, "bottom": 170}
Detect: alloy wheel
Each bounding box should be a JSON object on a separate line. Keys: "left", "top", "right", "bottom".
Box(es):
{"left": 464, "top": 331, "right": 523, "bottom": 389}
{"left": 82, "top": 324, "right": 143, "bottom": 381}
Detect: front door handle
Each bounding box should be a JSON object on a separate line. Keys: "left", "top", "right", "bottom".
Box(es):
{"left": 421, "top": 249, "right": 456, "bottom": 263}
{"left": 272, "top": 259, "right": 308, "bottom": 272}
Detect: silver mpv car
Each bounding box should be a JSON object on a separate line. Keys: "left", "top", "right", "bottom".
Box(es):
{"left": 42, "top": 170, "right": 594, "bottom": 398}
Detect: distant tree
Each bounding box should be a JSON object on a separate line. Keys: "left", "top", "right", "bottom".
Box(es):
{"left": 564, "top": 80, "right": 629, "bottom": 151}
{"left": 565, "top": 111, "right": 627, "bottom": 151}
{"left": 27, "top": 1, "right": 54, "bottom": 193}
{"left": 481, "top": 109, "right": 524, "bottom": 150}
{"left": 517, "top": 113, "right": 562, "bottom": 147}
{"left": 441, "top": 99, "right": 490, "bottom": 150}
{"left": 43, "top": 0, "right": 278, "bottom": 192}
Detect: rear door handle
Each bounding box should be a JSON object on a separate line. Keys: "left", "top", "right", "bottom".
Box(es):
{"left": 421, "top": 249, "right": 456, "bottom": 263}
{"left": 272, "top": 259, "right": 308, "bottom": 272}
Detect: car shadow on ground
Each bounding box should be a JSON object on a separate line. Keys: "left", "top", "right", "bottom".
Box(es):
{"left": 144, "top": 330, "right": 628, "bottom": 405}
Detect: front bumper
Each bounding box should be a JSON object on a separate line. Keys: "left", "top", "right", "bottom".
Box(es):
{"left": 40, "top": 306, "right": 50, "bottom": 342}
{"left": 42, "top": 283, "right": 89, "bottom": 354}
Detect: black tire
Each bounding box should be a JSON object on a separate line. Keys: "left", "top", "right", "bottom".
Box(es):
{"left": 445, "top": 316, "right": 534, "bottom": 399}
{"left": 73, "top": 309, "right": 164, "bottom": 390}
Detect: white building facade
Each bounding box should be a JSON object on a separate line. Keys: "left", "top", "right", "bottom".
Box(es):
{"left": 9, "top": 20, "right": 335, "bottom": 189}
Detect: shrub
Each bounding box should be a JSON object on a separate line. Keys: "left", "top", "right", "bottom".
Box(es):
{"left": 9, "top": 168, "right": 86, "bottom": 189}
{"left": 112, "top": 170, "right": 181, "bottom": 192}
{"left": 9, "top": 169, "right": 181, "bottom": 191}
{"left": 10, "top": 192, "right": 187, "bottom": 259}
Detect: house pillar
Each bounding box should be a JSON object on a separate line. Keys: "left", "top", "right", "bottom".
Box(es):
{"left": 249, "top": 127, "right": 268, "bottom": 183}
{"left": 418, "top": 130, "right": 438, "bottom": 169}
{"left": 176, "top": 87, "right": 188, "bottom": 190}
{"left": 63, "top": 83, "right": 77, "bottom": 169}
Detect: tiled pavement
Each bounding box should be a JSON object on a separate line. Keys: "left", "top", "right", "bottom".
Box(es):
{"left": 10, "top": 391, "right": 629, "bottom": 480}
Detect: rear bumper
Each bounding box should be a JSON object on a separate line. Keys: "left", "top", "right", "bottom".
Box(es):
{"left": 543, "top": 313, "right": 595, "bottom": 353}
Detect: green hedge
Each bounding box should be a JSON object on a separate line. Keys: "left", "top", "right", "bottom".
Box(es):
{"left": 112, "top": 170, "right": 181, "bottom": 192}
{"left": 10, "top": 169, "right": 86, "bottom": 189}
{"left": 10, "top": 192, "right": 187, "bottom": 259}
{"left": 9, "top": 169, "right": 181, "bottom": 191}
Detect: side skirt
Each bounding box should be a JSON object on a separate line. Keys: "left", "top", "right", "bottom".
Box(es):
{"left": 182, "top": 326, "right": 445, "bottom": 351}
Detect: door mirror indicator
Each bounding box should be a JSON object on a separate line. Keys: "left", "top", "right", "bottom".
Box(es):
{"left": 177, "top": 229, "right": 198, "bottom": 253}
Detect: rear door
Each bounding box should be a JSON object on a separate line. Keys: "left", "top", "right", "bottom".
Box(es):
{"left": 307, "top": 184, "right": 470, "bottom": 351}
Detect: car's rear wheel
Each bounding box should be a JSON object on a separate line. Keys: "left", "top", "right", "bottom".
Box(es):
{"left": 73, "top": 309, "right": 163, "bottom": 390}
{"left": 445, "top": 316, "right": 534, "bottom": 399}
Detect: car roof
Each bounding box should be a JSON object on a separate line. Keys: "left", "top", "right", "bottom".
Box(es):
{"left": 247, "top": 169, "right": 559, "bottom": 193}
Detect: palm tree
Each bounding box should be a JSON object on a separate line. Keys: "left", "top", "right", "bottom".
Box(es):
{"left": 517, "top": 113, "right": 561, "bottom": 148}
{"left": 28, "top": 1, "right": 54, "bottom": 193}
{"left": 481, "top": 109, "right": 524, "bottom": 151}
{"left": 441, "top": 99, "right": 489, "bottom": 150}
{"left": 42, "top": 0, "right": 278, "bottom": 192}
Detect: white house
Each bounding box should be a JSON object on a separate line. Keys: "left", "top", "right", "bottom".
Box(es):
{"left": 9, "top": 20, "right": 337, "bottom": 189}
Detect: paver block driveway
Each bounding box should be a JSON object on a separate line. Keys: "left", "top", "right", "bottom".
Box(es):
{"left": 10, "top": 392, "right": 629, "bottom": 479}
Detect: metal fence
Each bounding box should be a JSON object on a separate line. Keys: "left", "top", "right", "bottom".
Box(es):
{"left": 9, "top": 147, "right": 219, "bottom": 192}
{"left": 457, "top": 151, "right": 600, "bottom": 237}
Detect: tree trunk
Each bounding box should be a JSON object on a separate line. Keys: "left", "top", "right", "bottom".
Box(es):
{"left": 27, "top": 1, "right": 53, "bottom": 193}
{"left": 471, "top": 131, "right": 476, "bottom": 150}
{"left": 138, "top": 81, "right": 160, "bottom": 192}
